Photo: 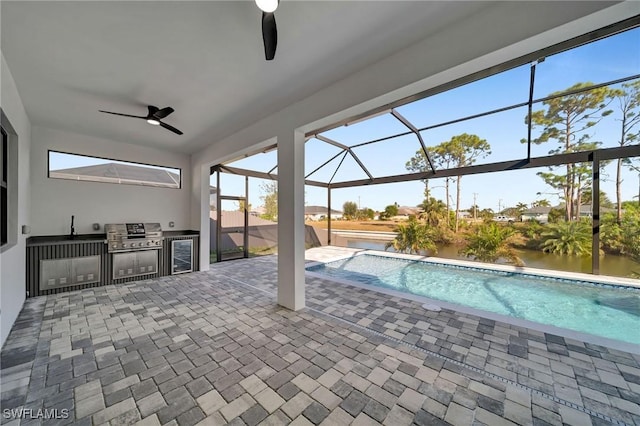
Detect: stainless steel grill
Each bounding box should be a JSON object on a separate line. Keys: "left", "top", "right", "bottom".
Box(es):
{"left": 105, "top": 223, "right": 163, "bottom": 253}
{"left": 106, "top": 223, "right": 163, "bottom": 280}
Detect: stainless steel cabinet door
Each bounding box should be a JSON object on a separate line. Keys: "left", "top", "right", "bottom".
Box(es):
{"left": 40, "top": 258, "right": 72, "bottom": 290}
{"left": 112, "top": 251, "right": 158, "bottom": 279}
{"left": 112, "top": 252, "right": 136, "bottom": 279}
{"left": 136, "top": 250, "right": 158, "bottom": 275}
{"left": 40, "top": 256, "right": 100, "bottom": 290}
{"left": 72, "top": 256, "right": 100, "bottom": 285}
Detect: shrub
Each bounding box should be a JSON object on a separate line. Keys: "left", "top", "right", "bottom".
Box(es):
{"left": 385, "top": 218, "right": 437, "bottom": 255}
{"left": 460, "top": 222, "right": 523, "bottom": 266}
{"left": 539, "top": 220, "right": 591, "bottom": 256}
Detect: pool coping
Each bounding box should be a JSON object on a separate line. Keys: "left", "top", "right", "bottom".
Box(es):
{"left": 307, "top": 248, "right": 640, "bottom": 289}
{"left": 305, "top": 249, "right": 640, "bottom": 354}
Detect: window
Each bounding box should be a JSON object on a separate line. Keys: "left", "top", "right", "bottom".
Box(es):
{"left": 48, "top": 151, "right": 181, "bottom": 189}
{"left": 1, "top": 126, "right": 8, "bottom": 246}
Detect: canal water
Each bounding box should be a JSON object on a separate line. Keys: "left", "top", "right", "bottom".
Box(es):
{"left": 343, "top": 238, "right": 640, "bottom": 279}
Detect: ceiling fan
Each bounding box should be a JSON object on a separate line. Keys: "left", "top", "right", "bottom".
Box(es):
{"left": 256, "top": 0, "right": 278, "bottom": 60}
{"left": 99, "top": 105, "right": 183, "bottom": 135}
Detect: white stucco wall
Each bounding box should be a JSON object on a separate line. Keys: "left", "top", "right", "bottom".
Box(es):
{"left": 191, "top": 2, "right": 638, "bottom": 271}
{"left": 30, "top": 126, "right": 191, "bottom": 236}
{"left": 1, "top": 53, "right": 32, "bottom": 347}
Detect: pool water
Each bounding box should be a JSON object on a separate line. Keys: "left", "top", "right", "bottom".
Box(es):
{"left": 307, "top": 254, "right": 640, "bottom": 345}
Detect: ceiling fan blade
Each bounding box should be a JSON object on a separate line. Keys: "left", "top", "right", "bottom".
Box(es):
{"left": 159, "top": 121, "right": 183, "bottom": 135}
{"left": 153, "top": 107, "right": 174, "bottom": 119}
{"left": 147, "top": 105, "right": 159, "bottom": 118}
{"left": 99, "top": 110, "right": 146, "bottom": 119}
{"left": 262, "top": 12, "right": 277, "bottom": 61}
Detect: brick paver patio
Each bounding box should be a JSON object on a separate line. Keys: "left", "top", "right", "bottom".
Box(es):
{"left": 1, "top": 254, "right": 639, "bottom": 425}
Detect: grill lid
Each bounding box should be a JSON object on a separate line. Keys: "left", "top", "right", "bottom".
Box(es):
{"left": 105, "top": 223, "right": 163, "bottom": 252}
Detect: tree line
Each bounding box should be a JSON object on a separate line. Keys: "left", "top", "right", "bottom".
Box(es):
{"left": 385, "top": 202, "right": 640, "bottom": 272}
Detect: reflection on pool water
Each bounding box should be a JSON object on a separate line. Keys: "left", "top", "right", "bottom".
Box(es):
{"left": 307, "top": 254, "right": 640, "bottom": 345}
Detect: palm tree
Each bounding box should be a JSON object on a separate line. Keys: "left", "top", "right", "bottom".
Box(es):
{"left": 515, "top": 202, "right": 529, "bottom": 219}
{"left": 540, "top": 220, "right": 591, "bottom": 256}
{"left": 460, "top": 222, "right": 523, "bottom": 266}
{"left": 418, "top": 197, "right": 447, "bottom": 227}
{"left": 533, "top": 199, "right": 551, "bottom": 207}
{"left": 385, "top": 218, "right": 437, "bottom": 255}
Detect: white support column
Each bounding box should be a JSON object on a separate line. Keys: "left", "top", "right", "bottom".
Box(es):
{"left": 277, "top": 130, "right": 305, "bottom": 310}
{"left": 194, "top": 163, "right": 210, "bottom": 272}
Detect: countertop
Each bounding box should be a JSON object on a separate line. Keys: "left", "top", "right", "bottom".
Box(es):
{"left": 27, "top": 234, "right": 107, "bottom": 246}
{"left": 27, "top": 230, "right": 199, "bottom": 246}
{"left": 164, "top": 230, "right": 200, "bottom": 237}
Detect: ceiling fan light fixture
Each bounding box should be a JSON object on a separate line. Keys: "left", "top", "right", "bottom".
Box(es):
{"left": 100, "top": 106, "right": 182, "bottom": 135}
{"left": 255, "top": 0, "right": 278, "bottom": 13}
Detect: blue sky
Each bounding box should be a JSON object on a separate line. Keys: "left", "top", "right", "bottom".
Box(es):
{"left": 222, "top": 26, "right": 640, "bottom": 212}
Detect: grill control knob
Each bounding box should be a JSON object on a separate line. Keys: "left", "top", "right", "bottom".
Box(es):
{"left": 139, "top": 242, "right": 143, "bottom": 247}
{"left": 147, "top": 241, "right": 151, "bottom": 246}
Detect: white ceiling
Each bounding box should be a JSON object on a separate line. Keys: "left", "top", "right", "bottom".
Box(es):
{"left": 0, "top": 1, "right": 618, "bottom": 155}
{"left": 1, "top": 1, "right": 498, "bottom": 153}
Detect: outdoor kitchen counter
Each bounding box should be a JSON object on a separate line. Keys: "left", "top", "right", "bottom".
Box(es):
{"left": 26, "top": 234, "right": 107, "bottom": 246}
{"left": 26, "top": 231, "right": 200, "bottom": 297}
{"left": 26, "top": 230, "right": 199, "bottom": 245}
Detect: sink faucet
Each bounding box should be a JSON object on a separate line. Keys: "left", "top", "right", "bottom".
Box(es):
{"left": 70, "top": 215, "right": 75, "bottom": 239}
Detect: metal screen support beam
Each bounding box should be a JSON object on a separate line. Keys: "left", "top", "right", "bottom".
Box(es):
{"left": 391, "top": 109, "right": 436, "bottom": 173}
{"left": 348, "top": 151, "right": 373, "bottom": 180}
{"left": 306, "top": 150, "right": 344, "bottom": 179}
{"left": 316, "top": 134, "right": 373, "bottom": 180}
{"left": 527, "top": 59, "right": 543, "bottom": 160}
{"left": 329, "top": 145, "right": 640, "bottom": 189}
{"left": 637, "top": 172, "right": 640, "bottom": 207}
{"left": 244, "top": 176, "right": 249, "bottom": 259}
{"left": 216, "top": 169, "right": 222, "bottom": 263}
{"left": 218, "top": 165, "right": 328, "bottom": 188}
{"left": 306, "top": 16, "right": 640, "bottom": 137}
{"left": 327, "top": 187, "right": 332, "bottom": 246}
{"left": 315, "top": 134, "right": 349, "bottom": 151}
{"left": 592, "top": 152, "right": 600, "bottom": 275}
{"left": 329, "top": 151, "right": 349, "bottom": 184}
{"left": 340, "top": 74, "right": 640, "bottom": 154}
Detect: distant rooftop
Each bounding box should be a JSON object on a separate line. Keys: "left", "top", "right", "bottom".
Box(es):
{"left": 305, "top": 205, "right": 342, "bottom": 215}
{"left": 397, "top": 206, "right": 421, "bottom": 215}
{"left": 523, "top": 204, "right": 617, "bottom": 215}
{"left": 50, "top": 162, "right": 180, "bottom": 188}
{"left": 523, "top": 206, "right": 552, "bottom": 214}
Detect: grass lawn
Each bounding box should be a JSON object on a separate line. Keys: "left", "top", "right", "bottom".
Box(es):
{"left": 306, "top": 220, "right": 398, "bottom": 232}
{"left": 307, "top": 218, "right": 531, "bottom": 236}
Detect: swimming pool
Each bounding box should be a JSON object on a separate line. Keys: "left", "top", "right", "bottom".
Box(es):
{"left": 306, "top": 254, "right": 640, "bottom": 345}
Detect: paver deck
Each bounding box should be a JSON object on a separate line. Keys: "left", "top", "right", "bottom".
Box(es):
{"left": 1, "top": 253, "right": 639, "bottom": 425}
